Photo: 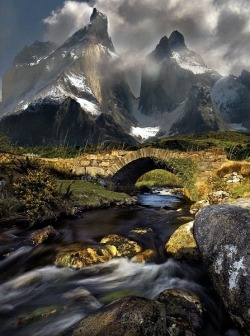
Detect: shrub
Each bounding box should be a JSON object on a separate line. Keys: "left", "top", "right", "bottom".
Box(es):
{"left": 168, "top": 158, "right": 198, "bottom": 200}
{"left": 12, "top": 158, "right": 60, "bottom": 224}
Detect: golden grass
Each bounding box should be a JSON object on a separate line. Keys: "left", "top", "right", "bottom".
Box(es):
{"left": 217, "top": 161, "right": 250, "bottom": 177}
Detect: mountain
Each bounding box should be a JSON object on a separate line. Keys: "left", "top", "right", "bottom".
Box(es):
{"left": 133, "top": 31, "right": 228, "bottom": 139}
{"left": 0, "top": 9, "right": 249, "bottom": 145}
{"left": 0, "top": 8, "right": 136, "bottom": 146}
{"left": 138, "top": 31, "right": 220, "bottom": 116}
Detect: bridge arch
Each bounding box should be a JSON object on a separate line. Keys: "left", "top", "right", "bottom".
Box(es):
{"left": 110, "top": 156, "right": 176, "bottom": 188}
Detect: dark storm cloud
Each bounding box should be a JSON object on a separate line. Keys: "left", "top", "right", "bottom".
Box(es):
{"left": 42, "top": 0, "right": 250, "bottom": 94}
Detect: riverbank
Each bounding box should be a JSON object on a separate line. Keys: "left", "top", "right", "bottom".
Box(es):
{"left": 0, "top": 179, "right": 137, "bottom": 227}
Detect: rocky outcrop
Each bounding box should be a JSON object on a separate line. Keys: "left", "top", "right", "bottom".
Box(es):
{"left": 194, "top": 205, "right": 250, "bottom": 334}
{"left": 165, "top": 221, "right": 199, "bottom": 260}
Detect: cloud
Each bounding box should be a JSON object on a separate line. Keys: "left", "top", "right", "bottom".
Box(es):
{"left": 43, "top": 1, "right": 93, "bottom": 45}
{"left": 43, "top": 0, "right": 250, "bottom": 94}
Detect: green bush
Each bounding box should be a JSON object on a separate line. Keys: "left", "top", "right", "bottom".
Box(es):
{"left": 168, "top": 158, "right": 198, "bottom": 200}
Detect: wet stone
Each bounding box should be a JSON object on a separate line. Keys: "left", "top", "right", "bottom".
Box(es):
{"left": 64, "top": 296, "right": 167, "bottom": 336}
{"left": 155, "top": 288, "right": 204, "bottom": 336}
{"left": 26, "top": 225, "right": 60, "bottom": 245}
{"left": 165, "top": 221, "right": 199, "bottom": 260}
{"left": 100, "top": 234, "right": 142, "bottom": 258}
{"left": 55, "top": 244, "right": 117, "bottom": 269}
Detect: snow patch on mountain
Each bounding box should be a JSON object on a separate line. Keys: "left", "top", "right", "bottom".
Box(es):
{"left": 229, "top": 123, "right": 247, "bottom": 131}
{"left": 132, "top": 100, "right": 187, "bottom": 141}
{"left": 171, "top": 52, "right": 209, "bottom": 74}
{"left": 64, "top": 72, "right": 93, "bottom": 95}
{"left": 130, "top": 126, "right": 160, "bottom": 141}
{"left": 76, "top": 98, "right": 100, "bottom": 115}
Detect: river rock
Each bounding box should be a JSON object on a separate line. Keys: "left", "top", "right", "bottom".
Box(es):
{"left": 100, "top": 234, "right": 142, "bottom": 258}
{"left": 17, "top": 306, "right": 60, "bottom": 327}
{"left": 207, "top": 190, "right": 229, "bottom": 204}
{"left": 190, "top": 200, "right": 209, "bottom": 214}
{"left": 131, "top": 249, "right": 157, "bottom": 263}
{"left": 64, "top": 296, "right": 167, "bottom": 336}
{"left": 128, "top": 227, "right": 156, "bottom": 248}
{"left": 63, "top": 287, "right": 101, "bottom": 310}
{"left": 194, "top": 205, "right": 250, "bottom": 334}
{"left": 155, "top": 288, "right": 204, "bottom": 335}
{"left": 165, "top": 221, "right": 199, "bottom": 260}
{"left": 26, "top": 225, "right": 59, "bottom": 245}
{"left": 55, "top": 244, "right": 117, "bottom": 269}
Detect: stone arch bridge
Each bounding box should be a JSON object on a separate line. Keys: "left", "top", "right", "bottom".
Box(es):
{"left": 45, "top": 148, "right": 228, "bottom": 193}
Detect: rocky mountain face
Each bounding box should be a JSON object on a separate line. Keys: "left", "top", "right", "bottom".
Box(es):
{"left": 0, "top": 8, "right": 136, "bottom": 146}
{"left": 211, "top": 70, "right": 250, "bottom": 129}
{"left": 0, "top": 8, "right": 249, "bottom": 145}
{"left": 169, "top": 85, "right": 229, "bottom": 135}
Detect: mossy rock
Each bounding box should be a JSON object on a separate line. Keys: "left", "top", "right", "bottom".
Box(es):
{"left": 17, "top": 306, "right": 60, "bottom": 327}
{"left": 100, "top": 234, "right": 142, "bottom": 258}
{"left": 55, "top": 244, "right": 117, "bottom": 269}
{"left": 155, "top": 288, "right": 205, "bottom": 335}
{"left": 99, "top": 289, "right": 137, "bottom": 304}
{"left": 165, "top": 221, "right": 199, "bottom": 260}
{"left": 131, "top": 249, "right": 157, "bottom": 264}
{"left": 64, "top": 296, "right": 167, "bottom": 336}
{"left": 26, "top": 225, "right": 59, "bottom": 245}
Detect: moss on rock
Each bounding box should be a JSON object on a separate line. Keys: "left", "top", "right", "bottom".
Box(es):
{"left": 55, "top": 244, "right": 117, "bottom": 269}
{"left": 165, "top": 221, "right": 199, "bottom": 260}
{"left": 100, "top": 234, "right": 142, "bottom": 258}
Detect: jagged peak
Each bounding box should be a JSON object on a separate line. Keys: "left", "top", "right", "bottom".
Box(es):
{"left": 238, "top": 69, "right": 250, "bottom": 89}
{"left": 89, "top": 8, "right": 108, "bottom": 36}
{"left": 151, "top": 36, "right": 172, "bottom": 61}
{"left": 90, "top": 8, "right": 107, "bottom": 24}
{"left": 169, "top": 30, "right": 187, "bottom": 51}
{"left": 60, "top": 7, "right": 114, "bottom": 52}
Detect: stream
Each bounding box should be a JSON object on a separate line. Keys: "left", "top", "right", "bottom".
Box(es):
{"left": 0, "top": 190, "right": 240, "bottom": 335}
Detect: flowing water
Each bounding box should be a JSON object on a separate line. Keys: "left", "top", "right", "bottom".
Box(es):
{"left": 0, "top": 191, "right": 240, "bottom": 336}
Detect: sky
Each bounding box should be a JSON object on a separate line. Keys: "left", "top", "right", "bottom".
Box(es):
{"left": 1, "top": 0, "right": 250, "bottom": 97}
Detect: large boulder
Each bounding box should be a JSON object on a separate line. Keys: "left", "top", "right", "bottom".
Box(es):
{"left": 194, "top": 205, "right": 250, "bottom": 334}
{"left": 64, "top": 296, "right": 167, "bottom": 335}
